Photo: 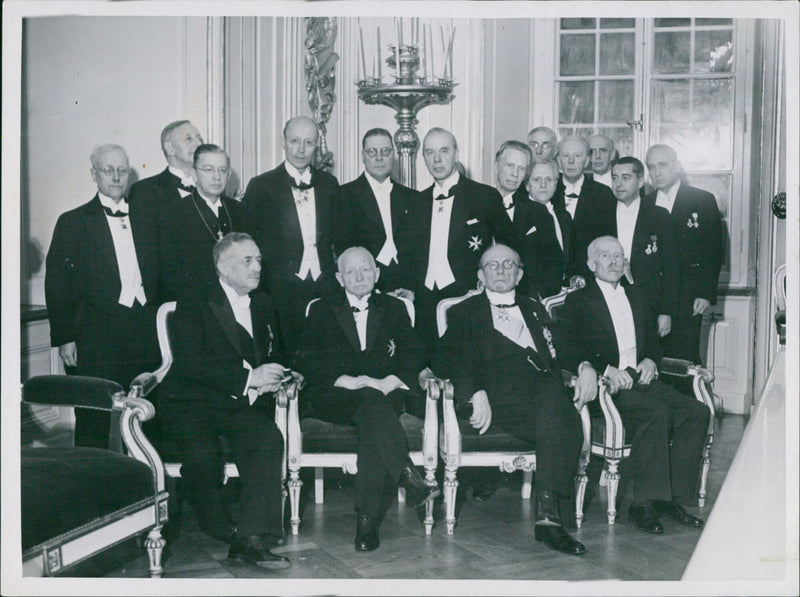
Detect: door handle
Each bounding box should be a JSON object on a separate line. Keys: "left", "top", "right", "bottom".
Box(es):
{"left": 626, "top": 113, "right": 644, "bottom": 131}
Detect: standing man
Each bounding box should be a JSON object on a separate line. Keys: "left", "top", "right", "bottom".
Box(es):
{"left": 610, "top": 157, "right": 679, "bottom": 337}
{"left": 494, "top": 140, "right": 534, "bottom": 234}
{"left": 296, "top": 247, "right": 438, "bottom": 551}
{"left": 552, "top": 136, "right": 616, "bottom": 279}
{"left": 241, "top": 116, "right": 339, "bottom": 351}
{"left": 527, "top": 126, "right": 559, "bottom": 161}
{"left": 128, "top": 120, "right": 204, "bottom": 208}
{"left": 158, "top": 144, "right": 243, "bottom": 300}
{"left": 558, "top": 236, "right": 709, "bottom": 534}
{"left": 588, "top": 134, "right": 616, "bottom": 189}
{"left": 644, "top": 144, "right": 724, "bottom": 365}
{"left": 520, "top": 160, "right": 572, "bottom": 299}
{"left": 160, "top": 233, "right": 292, "bottom": 569}
{"left": 401, "top": 127, "right": 516, "bottom": 346}
{"left": 337, "top": 128, "right": 417, "bottom": 296}
{"left": 436, "top": 243, "right": 594, "bottom": 555}
{"left": 45, "top": 144, "right": 160, "bottom": 448}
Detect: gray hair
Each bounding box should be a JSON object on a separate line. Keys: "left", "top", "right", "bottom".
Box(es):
{"left": 213, "top": 232, "right": 256, "bottom": 273}
{"left": 90, "top": 144, "right": 127, "bottom": 169}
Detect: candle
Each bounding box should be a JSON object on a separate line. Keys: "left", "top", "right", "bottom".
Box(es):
{"left": 429, "top": 22, "right": 435, "bottom": 82}
{"left": 440, "top": 24, "right": 446, "bottom": 79}
{"left": 448, "top": 26, "right": 455, "bottom": 81}
{"left": 377, "top": 26, "right": 382, "bottom": 80}
{"left": 421, "top": 23, "right": 427, "bottom": 81}
{"left": 359, "top": 25, "right": 367, "bottom": 83}
{"left": 395, "top": 20, "right": 402, "bottom": 79}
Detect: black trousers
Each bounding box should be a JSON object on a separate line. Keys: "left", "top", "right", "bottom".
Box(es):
{"left": 489, "top": 375, "right": 583, "bottom": 498}
{"left": 663, "top": 314, "right": 704, "bottom": 365}
{"left": 74, "top": 302, "right": 159, "bottom": 448}
{"left": 164, "top": 399, "right": 285, "bottom": 538}
{"left": 312, "top": 387, "right": 410, "bottom": 519}
{"left": 604, "top": 380, "right": 710, "bottom": 504}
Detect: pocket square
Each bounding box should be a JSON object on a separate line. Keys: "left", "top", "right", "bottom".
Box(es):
{"left": 526, "top": 225, "right": 537, "bottom": 235}
{"left": 466, "top": 218, "right": 479, "bottom": 225}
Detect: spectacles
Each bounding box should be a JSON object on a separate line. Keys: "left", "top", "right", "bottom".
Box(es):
{"left": 482, "top": 259, "right": 521, "bottom": 271}
{"left": 197, "top": 166, "right": 231, "bottom": 176}
{"left": 364, "top": 147, "right": 394, "bottom": 158}
{"left": 530, "top": 142, "right": 554, "bottom": 152}
{"left": 94, "top": 166, "right": 130, "bottom": 177}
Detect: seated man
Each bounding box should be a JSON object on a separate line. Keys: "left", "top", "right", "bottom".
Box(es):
{"left": 435, "top": 243, "right": 595, "bottom": 556}
{"left": 557, "top": 236, "right": 710, "bottom": 533}
{"left": 295, "top": 247, "right": 439, "bottom": 552}
{"left": 160, "top": 232, "right": 292, "bottom": 570}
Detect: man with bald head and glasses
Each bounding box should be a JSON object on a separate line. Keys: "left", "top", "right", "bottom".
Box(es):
{"left": 336, "top": 128, "right": 419, "bottom": 296}
{"left": 527, "top": 126, "right": 559, "bottom": 161}
{"left": 435, "top": 243, "right": 596, "bottom": 556}
{"left": 46, "top": 144, "right": 161, "bottom": 448}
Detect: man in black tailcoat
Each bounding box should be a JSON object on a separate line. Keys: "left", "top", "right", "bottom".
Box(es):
{"left": 295, "top": 247, "right": 438, "bottom": 552}
{"left": 241, "top": 116, "right": 339, "bottom": 351}
{"left": 644, "top": 144, "right": 724, "bottom": 365}
{"left": 557, "top": 236, "right": 710, "bottom": 534}
{"left": 159, "top": 233, "right": 293, "bottom": 570}
{"left": 45, "top": 144, "right": 160, "bottom": 448}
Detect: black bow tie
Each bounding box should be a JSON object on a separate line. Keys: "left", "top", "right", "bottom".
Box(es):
{"left": 178, "top": 182, "right": 195, "bottom": 192}
{"left": 565, "top": 192, "right": 579, "bottom": 199}
{"left": 504, "top": 202, "right": 514, "bottom": 211}
{"left": 434, "top": 193, "right": 454, "bottom": 202}
{"left": 491, "top": 303, "right": 516, "bottom": 309}
{"left": 102, "top": 205, "right": 128, "bottom": 218}
{"left": 292, "top": 181, "right": 313, "bottom": 191}
{"left": 351, "top": 306, "right": 369, "bottom": 313}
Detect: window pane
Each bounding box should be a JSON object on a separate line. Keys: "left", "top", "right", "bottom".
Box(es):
{"left": 654, "top": 18, "right": 690, "bottom": 28}
{"left": 651, "top": 79, "right": 691, "bottom": 124}
{"left": 557, "top": 126, "right": 595, "bottom": 141}
{"left": 598, "top": 80, "right": 634, "bottom": 122}
{"left": 653, "top": 31, "right": 691, "bottom": 74}
{"left": 598, "top": 126, "right": 634, "bottom": 158}
{"left": 560, "top": 34, "right": 596, "bottom": 76}
{"left": 696, "top": 18, "right": 733, "bottom": 26}
{"left": 558, "top": 81, "right": 595, "bottom": 124}
{"left": 600, "top": 32, "right": 635, "bottom": 75}
{"left": 600, "top": 18, "right": 635, "bottom": 29}
{"left": 694, "top": 30, "right": 734, "bottom": 73}
{"left": 561, "top": 18, "right": 596, "bottom": 30}
{"left": 685, "top": 174, "right": 730, "bottom": 220}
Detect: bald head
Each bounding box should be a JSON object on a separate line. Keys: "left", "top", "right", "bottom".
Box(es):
{"left": 557, "top": 136, "right": 590, "bottom": 184}
{"left": 589, "top": 135, "right": 615, "bottom": 175}
{"left": 336, "top": 247, "right": 379, "bottom": 298}
{"left": 283, "top": 117, "right": 319, "bottom": 171}
{"left": 423, "top": 127, "right": 459, "bottom": 182}
{"left": 478, "top": 243, "right": 523, "bottom": 293}
{"left": 587, "top": 236, "right": 625, "bottom": 285}
{"left": 645, "top": 144, "right": 681, "bottom": 191}
{"left": 527, "top": 126, "right": 558, "bottom": 160}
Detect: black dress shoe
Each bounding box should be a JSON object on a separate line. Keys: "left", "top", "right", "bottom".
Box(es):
{"left": 400, "top": 462, "right": 441, "bottom": 508}
{"left": 228, "top": 535, "right": 291, "bottom": 570}
{"left": 473, "top": 482, "right": 499, "bottom": 502}
{"left": 355, "top": 513, "right": 379, "bottom": 551}
{"left": 652, "top": 500, "right": 705, "bottom": 528}
{"left": 259, "top": 532, "right": 286, "bottom": 547}
{"left": 534, "top": 524, "right": 586, "bottom": 555}
{"left": 628, "top": 503, "right": 664, "bottom": 534}
{"left": 204, "top": 525, "right": 238, "bottom": 544}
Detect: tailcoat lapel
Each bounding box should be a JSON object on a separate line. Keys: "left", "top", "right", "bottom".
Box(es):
{"left": 332, "top": 295, "right": 362, "bottom": 353}
{"left": 208, "top": 284, "right": 243, "bottom": 358}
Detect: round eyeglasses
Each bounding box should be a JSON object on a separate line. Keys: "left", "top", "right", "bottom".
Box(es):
{"left": 364, "top": 147, "right": 394, "bottom": 158}
{"left": 482, "top": 259, "right": 521, "bottom": 271}
{"left": 94, "top": 166, "right": 130, "bottom": 177}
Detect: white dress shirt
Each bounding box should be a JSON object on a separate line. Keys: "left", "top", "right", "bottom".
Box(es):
{"left": 365, "top": 172, "right": 398, "bottom": 266}
{"left": 345, "top": 291, "right": 371, "bottom": 351}
{"left": 501, "top": 192, "right": 515, "bottom": 221}
{"left": 169, "top": 165, "right": 194, "bottom": 197}
{"left": 98, "top": 193, "right": 147, "bottom": 308}
{"left": 544, "top": 200, "right": 565, "bottom": 251}
{"left": 198, "top": 190, "right": 221, "bottom": 217}
{"left": 594, "top": 170, "right": 612, "bottom": 189}
{"left": 563, "top": 174, "right": 585, "bottom": 219}
{"left": 596, "top": 279, "right": 638, "bottom": 372}
{"left": 485, "top": 289, "right": 536, "bottom": 350}
{"left": 286, "top": 161, "right": 321, "bottom": 281}
{"left": 616, "top": 197, "right": 641, "bottom": 261}
{"left": 654, "top": 179, "right": 681, "bottom": 214}
{"left": 220, "top": 278, "right": 262, "bottom": 404}
{"left": 424, "top": 171, "right": 460, "bottom": 290}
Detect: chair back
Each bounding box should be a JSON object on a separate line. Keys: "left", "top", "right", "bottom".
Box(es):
{"left": 542, "top": 275, "right": 586, "bottom": 321}
{"left": 436, "top": 289, "right": 483, "bottom": 337}
{"left": 152, "top": 302, "right": 177, "bottom": 383}
{"left": 774, "top": 263, "right": 787, "bottom": 311}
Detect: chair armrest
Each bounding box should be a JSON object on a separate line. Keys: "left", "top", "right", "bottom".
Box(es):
{"left": 22, "top": 375, "right": 124, "bottom": 410}
{"left": 420, "top": 378, "right": 441, "bottom": 468}
{"left": 130, "top": 372, "right": 159, "bottom": 399}
{"left": 286, "top": 380, "right": 302, "bottom": 470}
{"left": 596, "top": 377, "right": 627, "bottom": 453}
{"left": 439, "top": 379, "right": 461, "bottom": 464}
{"left": 118, "top": 384, "right": 165, "bottom": 493}
{"left": 274, "top": 379, "right": 297, "bottom": 481}
{"left": 660, "top": 357, "right": 716, "bottom": 424}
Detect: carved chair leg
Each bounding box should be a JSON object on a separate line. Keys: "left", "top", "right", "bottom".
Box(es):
{"left": 144, "top": 526, "right": 165, "bottom": 578}
{"left": 444, "top": 466, "right": 458, "bottom": 535}
{"left": 698, "top": 440, "right": 712, "bottom": 508}
{"left": 423, "top": 463, "right": 437, "bottom": 535}
{"left": 605, "top": 459, "right": 621, "bottom": 525}
{"left": 574, "top": 473, "right": 589, "bottom": 529}
{"left": 314, "top": 467, "right": 324, "bottom": 504}
{"left": 397, "top": 487, "right": 406, "bottom": 504}
{"left": 521, "top": 469, "right": 533, "bottom": 500}
{"left": 288, "top": 469, "right": 302, "bottom": 535}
